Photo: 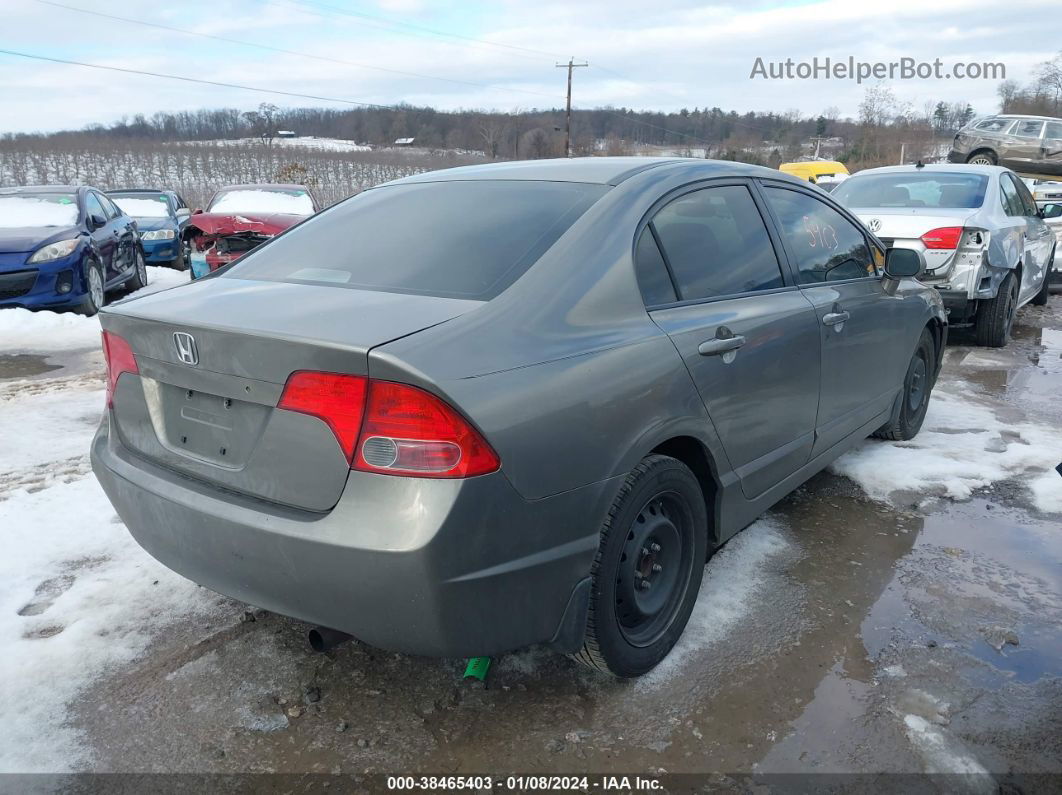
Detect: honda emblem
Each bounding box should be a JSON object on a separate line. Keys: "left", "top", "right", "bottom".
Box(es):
{"left": 173, "top": 332, "right": 199, "bottom": 366}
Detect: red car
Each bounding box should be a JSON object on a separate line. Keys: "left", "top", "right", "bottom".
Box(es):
{"left": 187, "top": 184, "right": 320, "bottom": 279}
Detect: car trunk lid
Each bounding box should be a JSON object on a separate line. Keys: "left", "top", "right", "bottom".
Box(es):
{"left": 853, "top": 208, "right": 981, "bottom": 275}
{"left": 101, "top": 277, "right": 482, "bottom": 511}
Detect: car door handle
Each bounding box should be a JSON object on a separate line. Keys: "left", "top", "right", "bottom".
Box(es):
{"left": 698, "top": 335, "right": 746, "bottom": 356}
{"left": 822, "top": 311, "right": 850, "bottom": 326}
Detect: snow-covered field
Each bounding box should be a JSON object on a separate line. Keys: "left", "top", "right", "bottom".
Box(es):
{"left": 1, "top": 284, "right": 1059, "bottom": 772}
{"left": 202, "top": 136, "right": 372, "bottom": 153}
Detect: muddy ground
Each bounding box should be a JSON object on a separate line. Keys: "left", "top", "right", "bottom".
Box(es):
{"left": 2, "top": 299, "right": 1060, "bottom": 792}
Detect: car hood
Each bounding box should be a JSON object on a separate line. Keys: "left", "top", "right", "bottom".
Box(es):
{"left": 851, "top": 208, "right": 981, "bottom": 239}
{"left": 0, "top": 225, "right": 82, "bottom": 254}
{"left": 134, "top": 217, "right": 177, "bottom": 232}
{"left": 188, "top": 212, "right": 304, "bottom": 237}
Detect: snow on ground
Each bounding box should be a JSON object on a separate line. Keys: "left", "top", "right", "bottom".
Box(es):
{"left": 831, "top": 388, "right": 1062, "bottom": 513}
{"left": 637, "top": 518, "right": 791, "bottom": 687}
{"left": 0, "top": 266, "right": 186, "bottom": 352}
{"left": 0, "top": 477, "right": 221, "bottom": 772}
{"left": 0, "top": 269, "right": 217, "bottom": 772}
{"left": 201, "top": 136, "right": 372, "bottom": 152}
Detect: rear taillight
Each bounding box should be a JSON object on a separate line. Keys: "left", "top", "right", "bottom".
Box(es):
{"left": 101, "top": 331, "right": 138, "bottom": 409}
{"left": 277, "top": 372, "right": 499, "bottom": 478}
{"left": 920, "top": 227, "right": 963, "bottom": 250}
{"left": 277, "top": 371, "right": 367, "bottom": 463}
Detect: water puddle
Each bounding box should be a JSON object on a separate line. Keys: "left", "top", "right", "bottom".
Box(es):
{"left": 0, "top": 353, "right": 63, "bottom": 379}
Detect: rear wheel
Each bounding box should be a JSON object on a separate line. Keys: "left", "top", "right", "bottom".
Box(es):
{"left": 874, "top": 328, "right": 935, "bottom": 441}
{"left": 573, "top": 455, "right": 707, "bottom": 678}
{"left": 975, "top": 271, "right": 1018, "bottom": 347}
{"left": 966, "top": 150, "right": 997, "bottom": 166}
{"left": 78, "top": 258, "right": 105, "bottom": 316}
{"left": 1031, "top": 253, "right": 1053, "bottom": 306}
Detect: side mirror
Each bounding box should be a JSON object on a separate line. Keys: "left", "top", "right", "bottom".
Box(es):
{"left": 192, "top": 208, "right": 204, "bottom": 215}
{"left": 882, "top": 247, "right": 924, "bottom": 295}
{"left": 175, "top": 208, "right": 191, "bottom": 219}
{"left": 1040, "top": 203, "right": 1062, "bottom": 219}
{"left": 88, "top": 213, "right": 107, "bottom": 230}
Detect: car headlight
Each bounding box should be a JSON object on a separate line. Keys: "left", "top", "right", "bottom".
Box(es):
{"left": 140, "top": 229, "right": 176, "bottom": 241}
{"left": 28, "top": 238, "right": 79, "bottom": 264}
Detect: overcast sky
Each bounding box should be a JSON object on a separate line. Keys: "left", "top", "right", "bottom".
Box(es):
{"left": 1, "top": 0, "right": 1058, "bottom": 135}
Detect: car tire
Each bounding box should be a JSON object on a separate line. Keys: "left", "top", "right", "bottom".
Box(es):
{"left": 171, "top": 237, "right": 190, "bottom": 271}
{"left": 126, "top": 246, "right": 148, "bottom": 292}
{"left": 975, "top": 271, "right": 1018, "bottom": 347}
{"left": 78, "top": 258, "right": 105, "bottom": 317}
{"left": 966, "top": 150, "right": 997, "bottom": 166}
{"left": 873, "top": 327, "right": 936, "bottom": 442}
{"left": 1031, "top": 253, "right": 1053, "bottom": 306}
{"left": 572, "top": 454, "right": 707, "bottom": 678}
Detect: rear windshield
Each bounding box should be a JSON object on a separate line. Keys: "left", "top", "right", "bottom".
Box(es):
{"left": 833, "top": 173, "right": 988, "bottom": 209}
{"left": 0, "top": 192, "right": 78, "bottom": 227}
{"left": 223, "top": 180, "right": 609, "bottom": 300}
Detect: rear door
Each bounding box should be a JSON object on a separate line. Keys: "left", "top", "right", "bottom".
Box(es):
{"left": 639, "top": 180, "right": 822, "bottom": 499}
{"left": 100, "top": 192, "right": 137, "bottom": 277}
{"left": 1001, "top": 119, "right": 1045, "bottom": 172}
{"left": 1043, "top": 121, "right": 1062, "bottom": 177}
{"left": 760, "top": 182, "right": 909, "bottom": 456}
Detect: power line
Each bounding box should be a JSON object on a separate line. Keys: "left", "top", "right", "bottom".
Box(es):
{"left": 281, "top": 0, "right": 578, "bottom": 63}
{"left": 35, "top": 0, "right": 565, "bottom": 102}
{"left": 0, "top": 48, "right": 396, "bottom": 108}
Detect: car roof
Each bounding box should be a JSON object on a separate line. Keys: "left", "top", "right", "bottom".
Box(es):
{"left": 848, "top": 163, "right": 1004, "bottom": 178}
{"left": 0, "top": 184, "right": 85, "bottom": 193}
{"left": 991, "top": 114, "right": 1061, "bottom": 122}
{"left": 214, "top": 183, "right": 309, "bottom": 191}
{"left": 385, "top": 157, "right": 788, "bottom": 187}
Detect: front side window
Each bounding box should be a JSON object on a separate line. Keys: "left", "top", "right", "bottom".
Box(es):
{"left": 764, "top": 186, "right": 875, "bottom": 284}
{"left": 647, "top": 185, "right": 784, "bottom": 301}
{"left": 84, "top": 192, "right": 108, "bottom": 222}
{"left": 976, "top": 118, "right": 1013, "bottom": 133}
{"left": 1013, "top": 120, "right": 1044, "bottom": 139}
{"left": 225, "top": 180, "right": 608, "bottom": 300}
{"left": 1000, "top": 176, "right": 1024, "bottom": 216}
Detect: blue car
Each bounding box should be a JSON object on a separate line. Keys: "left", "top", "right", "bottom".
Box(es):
{"left": 0, "top": 185, "right": 147, "bottom": 316}
{"left": 107, "top": 189, "right": 192, "bottom": 270}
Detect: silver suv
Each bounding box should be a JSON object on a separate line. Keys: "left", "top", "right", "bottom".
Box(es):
{"left": 949, "top": 115, "right": 1062, "bottom": 176}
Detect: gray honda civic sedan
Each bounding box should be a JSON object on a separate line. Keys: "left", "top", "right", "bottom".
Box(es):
{"left": 91, "top": 158, "right": 946, "bottom": 677}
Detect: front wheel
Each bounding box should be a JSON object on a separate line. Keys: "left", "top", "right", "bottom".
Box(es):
{"left": 572, "top": 454, "right": 707, "bottom": 678}
{"left": 78, "top": 258, "right": 105, "bottom": 316}
{"left": 874, "top": 327, "right": 936, "bottom": 441}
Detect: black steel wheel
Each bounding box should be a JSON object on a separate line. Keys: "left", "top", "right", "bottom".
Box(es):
{"left": 573, "top": 454, "right": 707, "bottom": 678}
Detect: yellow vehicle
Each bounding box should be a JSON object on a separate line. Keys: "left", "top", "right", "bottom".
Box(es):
{"left": 779, "top": 161, "right": 850, "bottom": 190}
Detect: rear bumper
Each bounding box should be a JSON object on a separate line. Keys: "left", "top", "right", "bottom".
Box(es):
{"left": 91, "top": 418, "right": 614, "bottom": 657}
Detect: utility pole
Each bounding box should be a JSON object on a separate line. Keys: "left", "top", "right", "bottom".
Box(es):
{"left": 555, "top": 57, "right": 588, "bottom": 157}
{"left": 809, "top": 136, "right": 827, "bottom": 159}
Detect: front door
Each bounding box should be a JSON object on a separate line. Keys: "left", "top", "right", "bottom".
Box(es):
{"left": 760, "top": 182, "right": 908, "bottom": 455}
{"left": 639, "top": 181, "right": 821, "bottom": 499}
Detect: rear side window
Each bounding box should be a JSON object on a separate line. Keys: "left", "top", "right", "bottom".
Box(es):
{"left": 764, "top": 187, "right": 876, "bottom": 284}
{"left": 648, "top": 185, "right": 783, "bottom": 301}
{"left": 634, "top": 229, "right": 677, "bottom": 306}
{"left": 225, "top": 181, "right": 607, "bottom": 300}
{"left": 1009, "top": 175, "right": 1039, "bottom": 216}
{"left": 1046, "top": 122, "right": 1062, "bottom": 140}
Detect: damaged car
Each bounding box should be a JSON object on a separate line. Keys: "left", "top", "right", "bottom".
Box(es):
{"left": 834, "top": 164, "right": 1054, "bottom": 347}
{"left": 187, "top": 184, "right": 319, "bottom": 279}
